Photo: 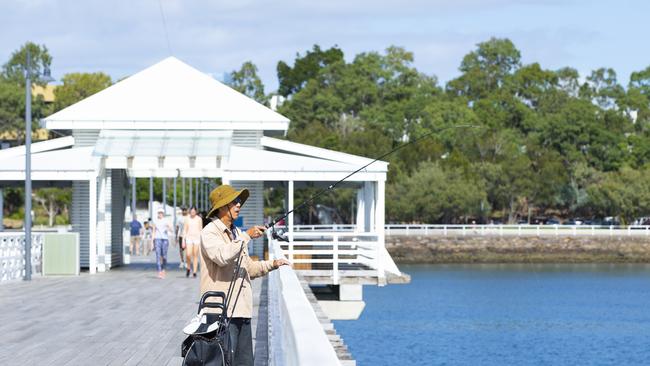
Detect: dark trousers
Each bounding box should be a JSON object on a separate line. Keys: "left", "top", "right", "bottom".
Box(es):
{"left": 229, "top": 318, "right": 253, "bottom": 366}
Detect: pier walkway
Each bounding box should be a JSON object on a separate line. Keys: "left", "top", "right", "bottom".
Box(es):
{"left": 0, "top": 253, "right": 267, "bottom": 366}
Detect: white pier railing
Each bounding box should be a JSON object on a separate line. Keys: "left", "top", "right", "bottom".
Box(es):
{"left": 276, "top": 230, "right": 383, "bottom": 285}
{"left": 267, "top": 241, "right": 341, "bottom": 366}
{"left": 384, "top": 224, "right": 650, "bottom": 237}
{"left": 289, "top": 224, "right": 650, "bottom": 237}
{"left": 0, "top": 232, "right": 43, "bottom": 282}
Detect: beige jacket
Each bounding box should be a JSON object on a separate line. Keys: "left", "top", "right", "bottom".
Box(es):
{"left": 199, "top": 218, "right": 275, "bottom": 318}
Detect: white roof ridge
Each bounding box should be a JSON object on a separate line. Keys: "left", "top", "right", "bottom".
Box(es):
{"left": 43, "top": 57, "right": 289, "bottom": 130}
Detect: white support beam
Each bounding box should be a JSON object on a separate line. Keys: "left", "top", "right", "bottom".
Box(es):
{"left": 88, "top": 175, "right": 97, "bottom": 274}
{"left": 363, "top": 182, "right": 375, "bottom": 232}
{"left": 0, "top": 136, "right": 74, "bottom": 159}
{"left": 96, "top": 171, "right": 107, "bottom": 272}
{"left": 375, "top": 179, "right": 386, "bottom": 284}
{"left": 288, "top": 180, "right": 294, "bottom": 235}
{"left": 356, "top": 188, "right": 365, "bottom": 233}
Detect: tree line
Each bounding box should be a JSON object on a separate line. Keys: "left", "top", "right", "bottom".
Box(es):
{"left": 2, "top": 39, "right": 650, "bottom": 226}
{"left": 231, "top": 40, "right": 650, "bottom": 225}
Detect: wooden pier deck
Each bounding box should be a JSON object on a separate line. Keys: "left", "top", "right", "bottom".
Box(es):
{"left": 0, "top": 252, "right": 266, "bottom": 366}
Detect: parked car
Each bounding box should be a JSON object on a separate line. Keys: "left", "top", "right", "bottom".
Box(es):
{"left": 565, "top": 218, "right": 585, "bottom": 226}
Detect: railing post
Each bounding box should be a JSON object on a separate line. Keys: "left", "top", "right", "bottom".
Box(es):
{"left": 406, "top": 226, "right": 409, "bottom": 236}
{"left": 555, "top": 224, "right": 558, "bottom": 236}
{"left": 536, "top": 225, "right": 540, "bottom": 237}
{"left": 592, "top": 225, "right": 595, "bottom": 236}
{"left": 443, "top": 225, "right": 447, "bottom": 236}
{"left": 628, "top": 226, "right": 631, "bottom": 236}
{"left": 424, "top": 225, "right": 428, "bottom": 235}
{"left": 333, "top": 235, "right": 339, "bottom": 285}
{"left": 462, "top": 226, "right": 466, "bottom": 236}
{"left": 288, "top": 232, "right": 294, "bottom": 263}
{"left": 609, "top": 225, "right": 613, "bottom": 237}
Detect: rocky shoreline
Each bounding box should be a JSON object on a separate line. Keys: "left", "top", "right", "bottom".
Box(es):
{"left": 386, "top": 235, "right": 650, "bottom": 264}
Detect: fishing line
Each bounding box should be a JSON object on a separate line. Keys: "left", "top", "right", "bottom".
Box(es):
{"left": 265, "top": 124, "right": 481, "bottom": 238}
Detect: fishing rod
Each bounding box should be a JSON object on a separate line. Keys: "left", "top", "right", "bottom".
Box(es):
{"left": 264, "top": 124, "right": 481, "bottom": 240}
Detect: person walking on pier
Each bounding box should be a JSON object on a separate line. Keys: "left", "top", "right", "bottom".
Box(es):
{"left": 200, "top": 185, "right": 289, "bottom": 366}
{"left": 143, "top": 220, "right": 153, "bottom": 256}
{"left": 176, "top": 207, "right": 188, "bottom": 270}
{"left": 129, "top": 214, "right": 143, "bottom": 256}
{"left": 183, "top": 206, "right": 202, "bottom": 278}
{"left": 152, "top": 208, "right": 173, "bottom": 279}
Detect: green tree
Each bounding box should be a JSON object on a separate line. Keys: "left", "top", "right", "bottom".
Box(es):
{"left": 277, "top": 45, "right": 344, "bottom": 97}
{"left": 0, "top": 43, "right": 52, "bottom": 138}
{"left": 447, "top": 37, "right": 521, "bottom": 100}
{"left": 229, "top": 61, "right": 268, "bottom": 105}
{"left": 388, "top": 162, "right": 485, "bottom": 223}
{"left": 34, "top": 188, "right": 72, "bottom": 226}
{"left": 2, "top": 42, "right": 52, "bottom": 86}
{"left": 53, "top": 72, "right": 112, "bottom": 112}
{"left": 587, "top": 166, "right": 650, "bottom": 225}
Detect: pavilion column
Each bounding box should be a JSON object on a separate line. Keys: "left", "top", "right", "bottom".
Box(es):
{"left": 189, "top": 178, "right": 193, "bottom": 208}
{"left": 0, "top": 187, "right": 4, "bottom": 231}
{"left": 182, "top": 177, "right": 186, "bottom": 208}
{"left": 162, "top": 178, "right": 167, "bottom": 214}
{"left": 149, "top": 176, "right": 153, "bottom": 220}
{"left": 288, "top": 180, "right": 294, "bottom": 236}
{"left": 199, "top": 179, "right": 203, "bottom": 210}
{"left": 173, "top": 176, "right": 177, "bottom": 242}
{"left": 203, "top": 179, "right": 208, "bottom": 211}
{"left": 363, "top": 182, "right": 375, "bottom": 232}
{"left": 375, "top": 179, "right": 386, "bottom": 283}
{"left": 195, "top": 179, "right": 199, "bottom": 210}
{"left": 356, "top": 187, "right": 365, "bottom": 232}
{"left": 131, "top": 176, "right": 136, "bottom": 218}
{"left": 96, "top": 172, "right": 107, "bottom": 273}
{"left": 89, "top": 175, "right": 97, "bottom": 274}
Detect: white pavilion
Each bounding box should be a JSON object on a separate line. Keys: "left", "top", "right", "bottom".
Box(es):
{"left": 0, "top": 57, "right": 398, "bottom": 295}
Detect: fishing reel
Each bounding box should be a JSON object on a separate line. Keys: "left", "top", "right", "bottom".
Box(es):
{"left": 266, "top": 222, "right": 289, "bottom": 242}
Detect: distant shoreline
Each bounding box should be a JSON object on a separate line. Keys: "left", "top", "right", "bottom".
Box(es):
{"left": 386, "top": 235, "right": 650, "bottom": 264}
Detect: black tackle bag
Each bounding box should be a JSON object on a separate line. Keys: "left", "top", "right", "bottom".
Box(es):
{"left": 182, "top": 292, "right": 233, "bottom": 366}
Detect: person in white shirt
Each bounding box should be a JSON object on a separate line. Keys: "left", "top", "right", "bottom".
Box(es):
{"left": 152, "top": 208, "right": 173, "bottom": 279}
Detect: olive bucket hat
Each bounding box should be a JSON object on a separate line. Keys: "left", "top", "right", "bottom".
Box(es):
{"left": 207, "top": 185, "right": 249, "bottom": 218}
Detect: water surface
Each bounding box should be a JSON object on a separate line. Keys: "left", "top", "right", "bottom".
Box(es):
{"left": 334, "top": 264, "right": 650, "bottom": 365}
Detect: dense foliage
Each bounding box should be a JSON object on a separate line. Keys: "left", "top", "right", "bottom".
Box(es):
{"left": 3, "top": 39, "right": 650, "bottom": 227}
{"left": 261, "top": 40, "right": 650, "bottom": 225}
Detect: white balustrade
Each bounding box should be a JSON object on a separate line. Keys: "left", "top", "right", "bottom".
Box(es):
{"left": 1, "top": 232, "right": 43, "bottom": 282}
{"left": 380, "top": 224, "right": 650, "bottom": 237}
{"left": 267, "top": 241, "right": 342, "bottom": 366}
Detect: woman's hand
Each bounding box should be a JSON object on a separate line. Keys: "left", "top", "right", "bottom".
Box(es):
{"left": 272, "top": 258, "right": 290, "bottom": 269}
{"left": 246, "top": 225, "right": 266, "bottom": 239}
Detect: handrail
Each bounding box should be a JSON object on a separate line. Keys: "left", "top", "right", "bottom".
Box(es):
{"left": 267, "top": 239, "right": 342, "bottom": 366}
{"left": 383, "top": 224, "right": 650, "bottom": 237}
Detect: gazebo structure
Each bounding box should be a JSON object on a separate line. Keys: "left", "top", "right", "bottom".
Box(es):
{"left": 0, "top": 58, "right": 398, "bottom": 291}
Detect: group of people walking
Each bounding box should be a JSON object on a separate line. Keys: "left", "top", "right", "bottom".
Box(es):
{"left": 128, "top": 206, "right": 204, "bottom": 279}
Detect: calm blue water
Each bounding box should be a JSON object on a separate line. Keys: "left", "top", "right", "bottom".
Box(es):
{"left": 333, "top": 264, "right": 650, "bottom": 366}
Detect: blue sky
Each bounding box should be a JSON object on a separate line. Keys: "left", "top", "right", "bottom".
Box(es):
{"left": 0, "top": 0, "right": 647, "bottom": 92}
